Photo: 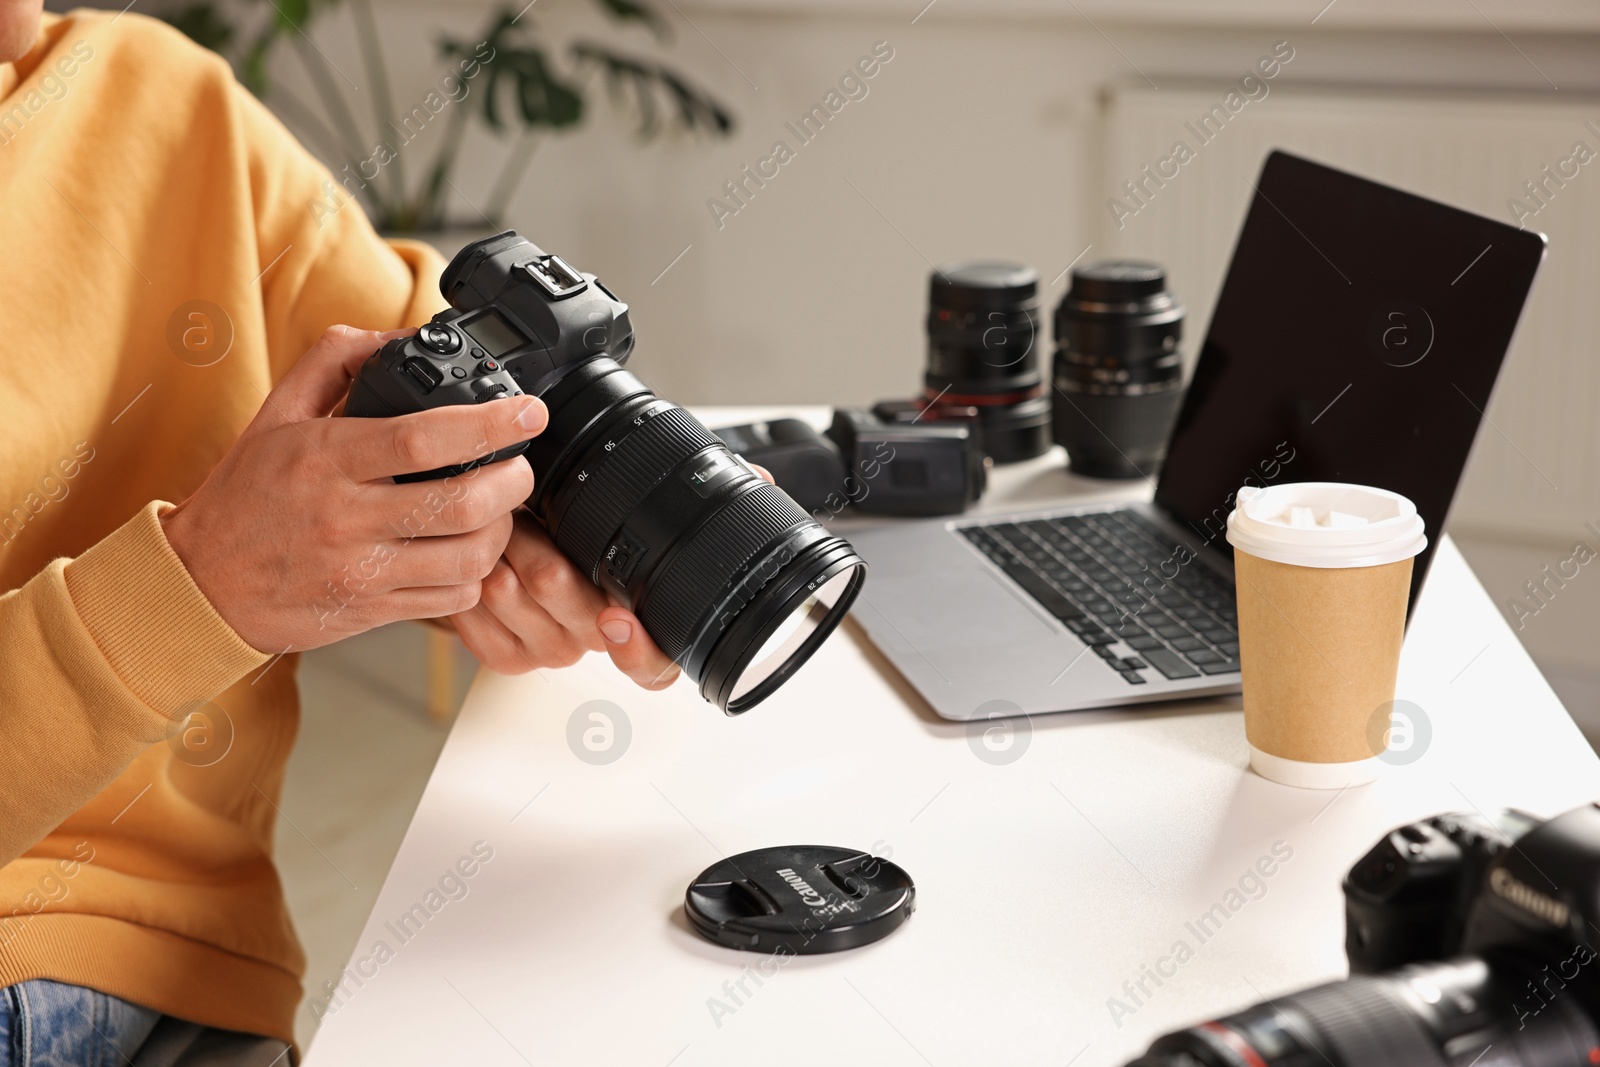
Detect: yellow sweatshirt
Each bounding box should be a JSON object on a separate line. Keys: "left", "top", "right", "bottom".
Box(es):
{"left": 0, "top": 10, "right": 446, "bottom": 1043}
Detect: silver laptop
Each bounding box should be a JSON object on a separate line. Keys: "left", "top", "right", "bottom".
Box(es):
{"left": 847, "top": 150, "right": 1546, "bottom": 721}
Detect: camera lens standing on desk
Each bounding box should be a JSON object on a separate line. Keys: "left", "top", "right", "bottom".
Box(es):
{"left": 922, "top": 261, "right": 1052, "bottom": 464}
{"left": 1051, "top": 261, "right": 1185, "bottom": 480}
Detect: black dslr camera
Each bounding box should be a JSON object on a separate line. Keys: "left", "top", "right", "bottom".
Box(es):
{"left": 712, "top": 406, "right": 985, "bottom": 518}
{"left": 345, "top": 232, "right": 867, "bottom": 714}
{"left": 1126, "top": 804, "right": 1600, "bottom": 1067}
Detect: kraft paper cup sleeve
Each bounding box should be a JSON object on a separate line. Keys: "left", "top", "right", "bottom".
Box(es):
{"left": 1225, "top": 482, "right": 1425, "bottom": 790}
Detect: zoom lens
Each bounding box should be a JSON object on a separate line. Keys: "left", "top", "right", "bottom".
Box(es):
{"left": 923, "top": 261, "right": 1051, "bottom": 464}
{"left": 1051, "top": 260, "right": 1185, "bottom": 479}
{"left": 525, "top": 357, "right": 867, "bottom": 714}
{"left": 1124, "top": 956, "right": 1600, "bottom": 1067}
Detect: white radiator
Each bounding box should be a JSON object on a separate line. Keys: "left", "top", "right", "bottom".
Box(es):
{"left": 1100, "top": 83, "right": 1600, "bottom": 545}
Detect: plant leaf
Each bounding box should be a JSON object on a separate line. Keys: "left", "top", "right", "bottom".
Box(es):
{"left": 570, "top": 40, "right": 735, "bottom": 139}
{"left": 160, "top": 3, "right": 236, "bottom": 52}
{"left": 590, "top": 0, "right": 670, "bottom": 42}
{"left": 275, "top": 0, "right": 312, "bottom": 33}
{"left": 241, "top": 26, "right": 277, "bottom": 97}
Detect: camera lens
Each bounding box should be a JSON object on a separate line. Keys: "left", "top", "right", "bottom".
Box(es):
{"left": 1125, "top": 956, "right": 1600, "bottom": 1067}
{"left": 524, "top": 357, "right": 867, "bottom": 714}
{"left": 923, "top": 261, "right": 1051, "bottom": 464}
{"left": 1051, "top": 260, "right": 1185, "bottom": 479}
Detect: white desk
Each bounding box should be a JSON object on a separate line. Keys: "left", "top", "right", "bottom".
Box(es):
{"left": 304, "top": 408, "right": 1600, "bottom": 1067}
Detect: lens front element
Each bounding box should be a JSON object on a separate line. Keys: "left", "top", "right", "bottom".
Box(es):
{"left": 528, "top": 358, "right": 867, "bottom": 714}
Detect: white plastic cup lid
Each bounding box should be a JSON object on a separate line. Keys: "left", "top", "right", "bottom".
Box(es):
{"left": 1225, "top": 481, "right": 1427, "bottom": 569}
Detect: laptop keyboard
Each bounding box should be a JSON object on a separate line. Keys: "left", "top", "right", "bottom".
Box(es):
{"left": 959, "top": 510, "right": 1240, "bottom": 685}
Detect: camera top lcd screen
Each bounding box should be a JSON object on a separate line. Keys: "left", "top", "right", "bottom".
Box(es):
{"left": 460, "top": 310, "right": 528, "bottom": 357}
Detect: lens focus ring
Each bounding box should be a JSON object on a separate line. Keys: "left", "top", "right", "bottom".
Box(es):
{"left": 553, "top": 406, "right": 720, "bottom": 579}
{"left": 639, "top": 481, "right": 811, "bottom": 661}
{"left": 1280, "top": 978, "right": 1448, "bottom": 1067}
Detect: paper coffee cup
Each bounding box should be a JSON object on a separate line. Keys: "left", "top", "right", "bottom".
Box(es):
{"left": 1225, "top": 482, "right": 1426, "bottom": 790}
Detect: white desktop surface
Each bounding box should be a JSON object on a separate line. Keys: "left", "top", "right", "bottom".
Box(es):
{"left": 304, "top": 408, "right": 1600, "bottom": 1067}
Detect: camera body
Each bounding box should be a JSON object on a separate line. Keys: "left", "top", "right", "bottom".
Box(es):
{"left": 345, "top": 232, "right": 867, "bottom": 714}
{"left": 433, "top": 232, "right": 635, "bottom": 386}
{"left": 711, "top": 407, "right": 986, "bottom": 517}
{"left": 344, "top": 327, "right": 526, "bottom": 481}
{"left": 1127, "top": 804, "right": 1600, "bottom": 1067}
{"left": 711, "top": 418, "right": 851, "bottom": 514}
{"left": 828, "top": 406, "right": 986, "bottom": 516}
{"left": 1343, "top": 809, "right": 1543, "bottom": 974}
{"left": 346, "top": 233, "right": 634, "bottom": 479}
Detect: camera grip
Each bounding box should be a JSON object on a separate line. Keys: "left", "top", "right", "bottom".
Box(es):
{"left": 344, "top": 334, "right": 530, "bottom": 483}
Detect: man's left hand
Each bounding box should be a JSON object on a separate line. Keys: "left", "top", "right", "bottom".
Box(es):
{"left": 450, "top": 510, "right": 681, "bottom": 690}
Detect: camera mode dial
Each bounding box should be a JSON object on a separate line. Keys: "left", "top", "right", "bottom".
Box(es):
{"left": 418, "top": 323, "right": 461, "bottom": 354}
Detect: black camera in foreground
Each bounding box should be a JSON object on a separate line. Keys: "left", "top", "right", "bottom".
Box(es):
{"left": 1126, "top": 804, "right": 1600, "bottom": 1067}
{"left": 345, "top": 232, "right": 867, "bottom": 714}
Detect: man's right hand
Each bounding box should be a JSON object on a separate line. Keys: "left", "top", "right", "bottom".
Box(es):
{"left": 161, "top": 325, "right": 545, "bottom": 654}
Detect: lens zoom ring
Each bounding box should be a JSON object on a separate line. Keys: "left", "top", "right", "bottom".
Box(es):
{"left": 639, "top": 482, "right": 811, "bottom": 661}
{"left": 1281, "top": 978, "right": 1448, "bottom": 1067}
{"left": 555, "top": 408, "right": 720, "bottom": 577}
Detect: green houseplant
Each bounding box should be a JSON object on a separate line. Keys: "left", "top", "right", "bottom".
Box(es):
{"left": 159, "top": 0, "right": 735, "bottom": 232}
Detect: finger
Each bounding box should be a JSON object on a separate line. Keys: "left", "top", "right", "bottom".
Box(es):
{"left": 502, "top": 516, "right": 608, "bottom": 653}
{"left": 750, "top": 463, "right": 774, "bottom": 484}
{"left": 476, "top": 560, "right": 589, "bottom": 667}
{"left": 366, "top": 459, "right": 534, "bottom": 539}
{"left": 366, "top": 580, "right": 485, "bottom": 626}
{"left": 251, "top": 325, "right": 415, "bottom": 434}
{"left": 332, "top": 394, "right": 549, "bottom": 483}
{"left": 373, "top": 515, "right": 513, "bottom": 591}
{"left": 596, "top": 606, "right": 681, "bottom": 690}
{"left": 449, "top": 587, "right": 532, "bottom": 674}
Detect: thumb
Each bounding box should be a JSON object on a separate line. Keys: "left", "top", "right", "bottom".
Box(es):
{"left": 247, "top": 325, "right": 413, "bottom": 435}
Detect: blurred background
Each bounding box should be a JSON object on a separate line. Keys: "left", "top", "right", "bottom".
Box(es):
{"left": 48, "top": 0, "right": 1600, "bottom": 1045}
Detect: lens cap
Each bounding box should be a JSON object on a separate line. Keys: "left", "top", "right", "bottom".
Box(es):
{"left": 1067, "top": 260, "right": 1168, "bottom": 305}
{"left": 930, "top": 261, "right": 1038, "bottom": 312}
{"left": 685, "top": 845, "right": 915, "bottom": 955}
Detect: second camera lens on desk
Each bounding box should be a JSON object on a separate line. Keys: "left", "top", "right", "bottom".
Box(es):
{"left": 1052, "top": 261, "right": 1186, "bottom": 480}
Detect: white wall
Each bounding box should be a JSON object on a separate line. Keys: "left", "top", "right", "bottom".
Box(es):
{"left": 280, "top": 1, "right": 1600, "bottom": 406}
{"left": 269, "top": 1, "right": 1600, "bottom": 673}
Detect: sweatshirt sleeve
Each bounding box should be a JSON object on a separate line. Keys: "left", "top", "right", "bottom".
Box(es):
{"left": 0, "top": 61, "right": 446, "bottom": 865}
{"left": 0, "top": 503, "right": 266, "bottom": 865}
{"left": 230, "top": 83, "right": 449, "bottom": 381}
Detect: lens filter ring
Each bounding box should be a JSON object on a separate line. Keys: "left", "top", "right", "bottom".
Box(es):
{"left": 700, "top": 541, "right": 866, "bottom": 714}
{"left": 635, "top": 480, "right": 811, "bottom": 662}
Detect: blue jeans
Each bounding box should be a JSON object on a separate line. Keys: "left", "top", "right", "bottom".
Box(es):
{"left": 0, "top": 980, "right": 291, "bottom": 1067}
{"left": 0, "top": 980, "right": 158, "bottom": 1067}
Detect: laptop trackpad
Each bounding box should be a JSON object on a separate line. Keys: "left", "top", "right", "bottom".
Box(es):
{"left": 862, "top": 570, "right": 1057, "bottom": 651}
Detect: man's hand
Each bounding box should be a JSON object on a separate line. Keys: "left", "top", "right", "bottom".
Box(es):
{"left": 162, "top": 325, "right": 545, "bottom": 653}
{"left": 450, "top": 512, "right": 682, "bottom": 690}
{"left": 451, "top": 463, "right": 775, "bottom": 690}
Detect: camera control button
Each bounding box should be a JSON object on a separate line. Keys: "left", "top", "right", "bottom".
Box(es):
{"left": 473, "top": 382, "right": 510, "bottom": 403}
{"left": 418, "top": 324, "right": 461, "bottom": 354}
{"left": 450, "top": 366, "right": 468, "bottom": 379}
{"left": 401, "top": 357, "right": 444, "bottom": 393}
{"left": 479, "top": 359, "right": 501, "bottom": 374}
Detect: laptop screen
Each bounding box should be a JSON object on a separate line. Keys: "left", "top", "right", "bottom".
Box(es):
{"left": 1154, "top": 150, "right": 1546, "bottom": 606}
